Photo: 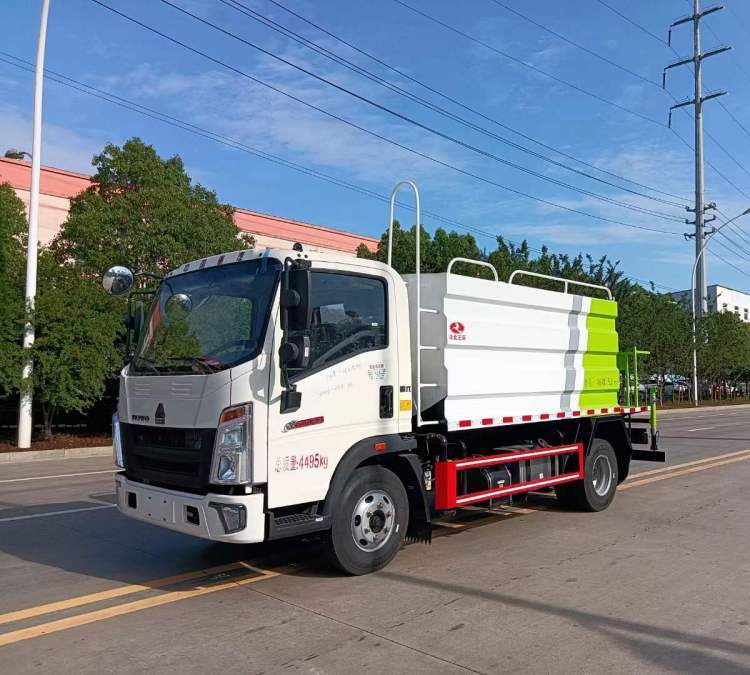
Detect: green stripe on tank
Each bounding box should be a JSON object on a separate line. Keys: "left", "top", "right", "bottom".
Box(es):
{"left": 579, "top": 297, "right": 620, "bottom": 409}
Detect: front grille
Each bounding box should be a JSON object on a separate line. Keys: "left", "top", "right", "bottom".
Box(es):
{"left": 121, "top": 423, "right": 216, "bottom": 493}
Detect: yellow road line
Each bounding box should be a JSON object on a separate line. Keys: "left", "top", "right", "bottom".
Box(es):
{"left": 628, "top": 447, "right": 750, "bottom": 480}
{"left": 621, "top": 452, "right": 750, "bottom": 490}
{"left": 3, "top": 447, "right": 750, "bottom": 648}
{"left": 0, "top": 565, "right": 278, "bottom": 648}
{"left": 0, "top": 561, "right": 250, "bottom": 627}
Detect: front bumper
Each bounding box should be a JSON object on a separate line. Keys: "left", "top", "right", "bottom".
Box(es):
{"left": 115, "top": 473, "right": 265, "bottom": 544}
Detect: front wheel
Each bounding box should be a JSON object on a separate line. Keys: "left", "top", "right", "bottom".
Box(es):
{"left": 556, "top": 439, "right": 618, "bottom": 511}
{"left": 325, "top": 465, "right": 409, "bottom": 575}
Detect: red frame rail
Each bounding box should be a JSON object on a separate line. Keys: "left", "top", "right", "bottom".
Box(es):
{"left": 434, "top": 443, "right": 584, "bottom": 509}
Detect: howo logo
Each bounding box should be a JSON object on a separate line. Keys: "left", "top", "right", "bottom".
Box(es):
{"left": 449, "top": 321, "right": 465, "bottom": 335}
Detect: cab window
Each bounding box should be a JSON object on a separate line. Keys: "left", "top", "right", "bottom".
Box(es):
{"left": 294, "top": 271, "right": 387, "bottom": 377}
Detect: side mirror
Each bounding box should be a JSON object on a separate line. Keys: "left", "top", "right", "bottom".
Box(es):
{"left": 279, "top": 335, "right": 310, "bottom": 369}
{"left": 280, "top": 389, "right": 302, "bottom": 414}
{"left": 284, "top": 268, "right": 312, "bottom": 331}
{"left": 279, "top": 260, "right": 312, "bottom": 414}
{"left": 103, "top": 266, "right": 134, "bottom": 296}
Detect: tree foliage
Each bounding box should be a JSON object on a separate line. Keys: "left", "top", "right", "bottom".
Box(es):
{"left": 52, "top": 138, "right": 249, "bottom": 276}
{"left": 0, "top": 138, "right": 259, "bottom": 438}
{"left": 0, "top": 183, "right": 26, "bottom": 396}
{"left": 31, "top": 251, "right": 123, "bottom": 437}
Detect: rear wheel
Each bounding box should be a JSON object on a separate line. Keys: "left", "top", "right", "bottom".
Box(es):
{"left": 325, "top": 465, "right": 409, "bottom": 575}
{"left": 556, "top": 438, "right": 618, "bottom": 511}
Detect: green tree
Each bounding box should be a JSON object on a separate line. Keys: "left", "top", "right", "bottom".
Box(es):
{"left": 52, "top": 137, "right": 249, "bottom": 276}
{"left": 357, "top": 221, "right": 491, "bottom": 277}
{"left": 618, "top": 288, "right": 692, "bottom": 403}
{"left": 30, "top": 251, "right": 123, "bottom": 438}
{"left": 698, "top": 310, "right": 750, "bottom": 399}
{"left": 0, "top": 183, "right": 26, "bottom": 397}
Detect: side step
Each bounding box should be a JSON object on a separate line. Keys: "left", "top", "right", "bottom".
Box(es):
{"left": 266, "top": 511, "right": 331, "bottom": 540}
{"left": 434, "top": 443, "right": 584, "bottom": 510}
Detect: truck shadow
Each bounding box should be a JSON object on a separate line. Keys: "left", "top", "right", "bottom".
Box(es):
{"left": 376, "top": 571, "right": 750, "bottom": 674}
{"left": 0, "top": 493, "right": 327, "bottom": 586}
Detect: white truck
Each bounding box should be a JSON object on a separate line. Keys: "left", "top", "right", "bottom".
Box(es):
{"left": 104, "top": 182, "right": 662, "bottom": 575}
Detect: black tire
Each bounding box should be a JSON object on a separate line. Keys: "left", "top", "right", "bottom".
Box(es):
{"left": 325, "top": 465, "right": 409, "bottom": 575}
{"left": 555, "top": 439, "right": 618, "bottom": 512}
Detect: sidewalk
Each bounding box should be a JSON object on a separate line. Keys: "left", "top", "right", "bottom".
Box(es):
{"left": 657, "top": 402, "right": 750, "bottom": 416}
{"left": 0, "top": 446, "right": 112, "bottom": 465}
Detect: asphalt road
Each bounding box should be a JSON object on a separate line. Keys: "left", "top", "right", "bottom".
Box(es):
{"left": 1, "top": 407, "right": 749, "bottom": 673}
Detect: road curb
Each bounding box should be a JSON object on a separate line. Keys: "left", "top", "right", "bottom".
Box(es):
{"left": 0, "top": 446, "right": 112, "bottom": 464}
{"left": 657, "top": 403, "right": 750, "bottom": 416}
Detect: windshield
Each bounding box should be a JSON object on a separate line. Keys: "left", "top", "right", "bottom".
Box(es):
{"left": 131, "top": 257, "right": 281, "bottom": 375}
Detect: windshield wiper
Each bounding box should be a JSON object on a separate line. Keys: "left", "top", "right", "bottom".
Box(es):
{"left": 132, "top": 357, "right": 161, "bottom": 375}
{"left": 164, "top": 356, "right": 221, "bottom": 374}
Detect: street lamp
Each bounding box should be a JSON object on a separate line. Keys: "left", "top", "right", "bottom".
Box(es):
{"left": 4, "top": 149, "right": 32, "bottom": 161}
{"left": 690, "top": 206, "right": 750, "bottom": 406}
{"left": 17, "top": 0, "right": 50, "bottom": 449}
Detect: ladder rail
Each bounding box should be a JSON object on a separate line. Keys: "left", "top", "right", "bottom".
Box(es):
{"left": 388, "top": 181, "right": 440, "bottom": 427}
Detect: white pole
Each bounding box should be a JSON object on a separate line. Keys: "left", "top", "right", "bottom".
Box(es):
{"left": 17, "top": 0, "right": 50, "bottom": 449}
{"left": 690, "top": 207, "right": 750, "bottom": 407}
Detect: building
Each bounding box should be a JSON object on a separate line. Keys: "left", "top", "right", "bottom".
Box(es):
{"left": 0, "top": 156, "right": 378, "bottom": 255}
{"left": 674, "top": 284, "right": 750, "bottom": 322}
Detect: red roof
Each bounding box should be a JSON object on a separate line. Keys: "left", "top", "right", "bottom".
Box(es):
{"left": 0, "top": 157, "right": 377, "bottom": 254}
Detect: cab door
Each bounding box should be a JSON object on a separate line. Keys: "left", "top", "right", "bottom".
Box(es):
{"left": 266, "top": 266, "right": 398, "bottom": 508}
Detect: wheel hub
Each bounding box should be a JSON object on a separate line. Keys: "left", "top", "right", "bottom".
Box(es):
{"left": 591, "top": 453, "right": 614, "bottom": 497}
{"left": 351, "top": 490, "right": 395, "bottom": 552}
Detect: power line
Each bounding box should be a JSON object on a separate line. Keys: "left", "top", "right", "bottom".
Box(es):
{"left": 150, "top": 0, "right": 684, "bottom": 222}
{"left": 389, "top": 0, "right": 666, "bottom": 127}
{"left": 703, "top": 19, "right": 750, "bottom": 86}
{"left": 594, "top": 0, "right": 667, "bottom": 45}
{"left": 0, "top": 50, "right": 679, "bottom": 294}
{"left": 217, "top": 0, "right": 686, "bottom": 208}
{"left": 710, "top": 241, "right": 750, "bottom": 279}
{"left": 486, "top": 0, "right": 660, "bottom": 87}
{"left": 263, "top": 0, "right": 686, "bottom": 201}
{"left": 87, "top": 0, "right": 684, "bottom": 235}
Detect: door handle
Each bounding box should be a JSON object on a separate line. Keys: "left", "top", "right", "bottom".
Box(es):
{"left": 379, "top": 385, "right": 393, "bottom": 419}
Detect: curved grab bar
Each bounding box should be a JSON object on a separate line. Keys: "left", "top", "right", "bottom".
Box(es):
{"left": 447, "top": 257, "right": 499, "bottom": 281}
{"left": 508, "top": 270, "right": 612, "bottom": 300}
{"left": 387, "top": 180, "right": 419, "bottom": 269}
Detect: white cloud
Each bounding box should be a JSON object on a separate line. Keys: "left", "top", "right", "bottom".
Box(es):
{"left": 93, "top": 34, "right": 465, "bottom": 191}
{"left": 0, "top": 103, "right": 100, "bottom": 173}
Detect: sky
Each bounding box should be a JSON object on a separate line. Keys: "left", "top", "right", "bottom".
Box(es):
{"left": 3, "top": 0, "right": 750, "bottom": 293}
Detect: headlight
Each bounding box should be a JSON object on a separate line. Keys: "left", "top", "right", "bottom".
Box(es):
{"left": 210, "top": 404, "right": 252, "bottom": 485}
{"left": 112, "top": 412, "right": 124, "bottom": 468}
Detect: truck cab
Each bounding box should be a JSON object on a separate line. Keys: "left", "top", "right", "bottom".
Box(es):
{"left": 110, "top": 247, "right": 416, "bottom": 566}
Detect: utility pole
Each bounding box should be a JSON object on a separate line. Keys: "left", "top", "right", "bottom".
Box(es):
{"left": 17, "top": 0, "right": 51, "bottom": 449}
{"left": 664, "top": 0, "right": 729, "bottom": 318}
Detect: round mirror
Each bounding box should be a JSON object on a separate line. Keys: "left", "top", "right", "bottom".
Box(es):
{"left": 102, "top": 266, "right": 134, "bottom": 296}
{"left": 165, "top": 293, "right": 192, "bottom": 318}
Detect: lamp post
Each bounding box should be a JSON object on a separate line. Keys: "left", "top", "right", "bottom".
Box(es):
{"left": 17, "top": 0, "right": 50, "bottom": 449}
{"left": 690, "top": 206, "right": 750, "bottom": 406}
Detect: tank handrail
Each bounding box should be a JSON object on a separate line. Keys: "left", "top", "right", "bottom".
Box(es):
{"left": 387, "top": 180, "right": 438, "bottom": 428}
{"left": 508, "top": 270, "right": 612, "bottom": 300}
{"left": 447, "top": 257, "right": 499, "bottom": 281}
